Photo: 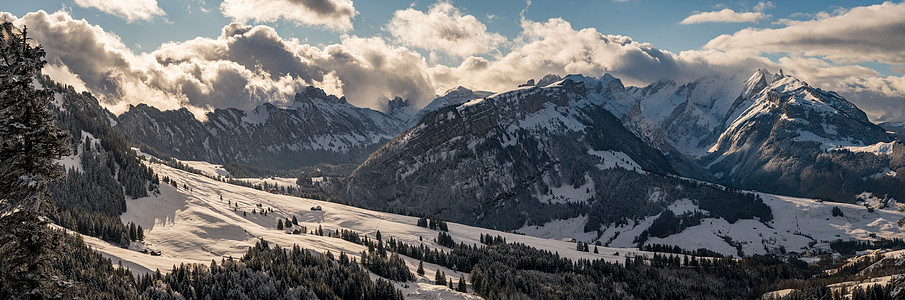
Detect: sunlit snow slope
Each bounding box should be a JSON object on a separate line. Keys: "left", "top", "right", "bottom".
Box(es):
{"left": 80, "top": 157, "right": 657, "bottom": 299}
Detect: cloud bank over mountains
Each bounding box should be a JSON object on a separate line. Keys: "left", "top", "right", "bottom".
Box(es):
{"left": 2, "top": 1, "right": 904, "bottom": 123}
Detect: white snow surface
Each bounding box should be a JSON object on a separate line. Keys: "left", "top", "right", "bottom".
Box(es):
{"left": 516, "top": 215, "right": 598, "bottom": 243}
{"left": 71, "top": 159, "right": 663, "bottom": 299}
{"left": 835, "top": 141, "right": 897, "bottom": 155}
{"left": 522, "top": 186, "right": 905, "bottom": 258}
{"left": 234, "top": 177, "right": 299, "bottom": 190}
{"left": 644, "top": 194, "right": 905, "bottom": 257}
{"left": 55, "top": 130, "right": 99, "bottom": 172}
{"left": 535, "top": 174, "right": 595, "bottom": 204}
{"left": 793, "top": 129, "right": 863, "bottom": 152}
{"left": 588, "top": 149, "right": 644, "bottom": 173}
{"left": 176, "top": 160, "right": 231, "bottom": 178}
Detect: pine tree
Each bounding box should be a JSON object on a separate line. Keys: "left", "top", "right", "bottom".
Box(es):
{"left": 129, "top": 222, "right": 137, "bottom": 241}
{"left": 457, "top": 275, "right": 467, "bottom": 292}
{"left": 137, "top": 225, "right": 144, "bottom": 241}
{"left": 277, "top": 219, "right": 284, "bottom": 230}
{"left": 417, "top": 261, "right": 425, "bottom": 276}
{"left": 435, "top": 270, "right": 446, "bottom": 285}
{"left": 0, "top": 23, "right": 72, "bottom": 298}
{"left": 291, "top": 215, "right": 298, "bottom": 225}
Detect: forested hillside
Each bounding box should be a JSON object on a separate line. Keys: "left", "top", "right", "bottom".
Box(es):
{"left": 42, "top": 77, "right": 157, "bottom": 247}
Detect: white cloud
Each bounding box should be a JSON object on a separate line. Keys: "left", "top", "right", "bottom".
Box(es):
{"left": 753, "top": 2, "right": 774, "bottom": 13}
{"left": 74, "top": 0, "right": 165, "bottom": 23}
{"left": 680, "top": 8, "right": 765, "bottom": 24}
{"left": 704, "top": 2, "right": 905, "bottom": 65}
{"left": 8, "top": 10, "right": 434, "bottom": 119}
{"left": 386, "top": 2, "right": 506, "bottom": 57}
{"left": 42, "top": 61, "right": 89, "bottom": 92}
{"left": 430, "top": 18, "right": 691, "bottom": 92}
{"left": 693, "top": 1, "right": 905, "bottom": 122}
{"left": 220, "top": 0, "right": 356, "bottom": 31}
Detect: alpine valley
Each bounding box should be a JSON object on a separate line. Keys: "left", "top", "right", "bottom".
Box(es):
{"left": 3, "top": 3, "right": 905, "bottom": 299}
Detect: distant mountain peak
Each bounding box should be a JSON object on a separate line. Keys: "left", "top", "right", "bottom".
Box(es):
{"left": 442, "top": 86, "right": 475, "bottom": 96}
{"left": 385, "top": 96, "right": 415, "bottom": 121}
{"left": 294, "top": 86, "right": 345, "bottom": 105}
{"left": 537, "top": 74, "right": 564, "bottom": 87}
{"left": 517, "top": 74, "right": 564, "bottom": 88}
{"left": 744, "top": 68, "right": 775, "bottom": 97}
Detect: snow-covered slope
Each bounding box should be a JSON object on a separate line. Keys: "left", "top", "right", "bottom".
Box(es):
{"left": 115, "top": 86, "right": 408, "bottom": 169}
{"left": 73, "top": 158, "right": 668, "bottom": 299}
{"left": 85, "top": 155, "right": 905, "bottom": 292}
{"left": 515, "top": 189, "right": 905, "bottom": 258}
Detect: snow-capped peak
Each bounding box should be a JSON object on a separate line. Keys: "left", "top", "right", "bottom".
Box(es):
{"left": 442, "top": 86, "right": 474, "bottom": 96}
{"left": 743, "top": 68, "right": 774, "bottom": 97}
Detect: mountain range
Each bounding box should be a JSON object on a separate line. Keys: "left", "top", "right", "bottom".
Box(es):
{"left": 76, "top": 67, "right": 902, "bottom": 247}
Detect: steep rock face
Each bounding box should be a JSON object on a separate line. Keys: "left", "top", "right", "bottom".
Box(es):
{"left": 614, "top": 70, "right": 771, "bottom": 157}
{"left": 700, "top": 75, "right": 900, "bottom": 201}
{"left": 384, "top": 97, "right": 416, "bottom": 124}
{"left": 116, "top": 86, "right": 407, "bottom": 169}
{"left": 331, "top": 78, "right": 766, "bottom": 232}
{"left": 608, "top": 69, "right": 903, "bottom": 201}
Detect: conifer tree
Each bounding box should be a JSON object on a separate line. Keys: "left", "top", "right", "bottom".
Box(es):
{"left": 0, "top": 23, "right": 72, "bottom": 298}
{"left": 129, "top": 222, "right": 137, "bottom": 241}
{"left": 417, "top": 261, "right": 425, "bottom": 276}
{"left": 435, "top": 270, "right": 446, "bottom": 285}
{"left": 458, "top": 275, "right": 467, "bottom": 292}
{"left": 277, "top": 219, "right": 284, "bottom": 230}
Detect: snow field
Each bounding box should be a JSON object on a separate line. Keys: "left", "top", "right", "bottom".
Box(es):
{"left": 76, "top": 159, "right": 657, "bottom": 298}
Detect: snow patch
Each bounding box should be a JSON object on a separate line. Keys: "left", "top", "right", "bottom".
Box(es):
{"left": 242, "top": 106, "right": 270, "bottom": 125}
{"left": 177, "top": 160, "right": 232, "bottom": 178}
{"left": 537, "top": 174, "right": 595, "bottom": 204}
{"left": 793, "top": 129, "right": 862, "bottom": 151}
{"left": 588, "top": 149, "right": 644, "bottom": 173}
{"left": 835, "top": 141, "right": 896, "bottom": 155}
{"left": 515, "top": 215, "right": 598, "bottom": 242}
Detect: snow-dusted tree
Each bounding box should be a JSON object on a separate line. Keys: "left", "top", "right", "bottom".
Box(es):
{"left": 0, "top": 23, "right": 72, "bottom": 298}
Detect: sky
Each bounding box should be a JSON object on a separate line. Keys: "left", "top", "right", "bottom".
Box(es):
{"left": 2, "top": 0, "right": 905, "bottom": 123}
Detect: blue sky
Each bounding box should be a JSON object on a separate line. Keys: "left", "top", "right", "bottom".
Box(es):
{"left": 2, "top": 0, "right": 904, "bottom": 122}
{"left": 5, "top": 0, "right": 886, "bottom": 59}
